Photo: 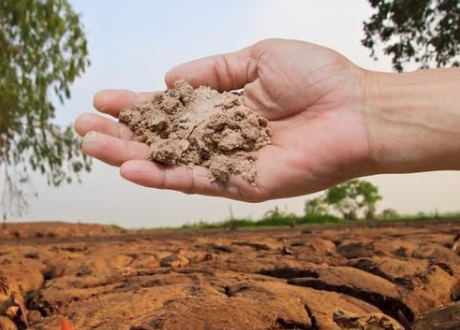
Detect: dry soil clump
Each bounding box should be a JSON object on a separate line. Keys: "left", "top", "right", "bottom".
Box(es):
{"left": 119, "top": 80, "right": 271, "bottom": 183}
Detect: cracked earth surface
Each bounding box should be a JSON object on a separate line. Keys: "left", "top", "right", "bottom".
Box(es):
{"left": 0, "top": 220, "right": 459, "bottom": 330}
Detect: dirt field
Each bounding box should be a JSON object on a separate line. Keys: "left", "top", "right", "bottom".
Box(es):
{"left": 0, "top": 220, "right": 459, "bottom": 330}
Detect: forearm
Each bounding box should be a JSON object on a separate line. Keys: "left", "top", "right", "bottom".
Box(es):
{"left": 364, "top": 68, "right": 460, "bottom": 174}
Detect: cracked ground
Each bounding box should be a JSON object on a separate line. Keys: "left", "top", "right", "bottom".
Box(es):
{"left": 0, "top": 220, "right": 459, "bottom": 330}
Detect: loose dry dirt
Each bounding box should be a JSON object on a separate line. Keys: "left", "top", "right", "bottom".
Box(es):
{"left": 0, "top": 220, "right": 459, "bottom": 330}
{"left": 119, "top": 80, "right": 271, "bottom": 183}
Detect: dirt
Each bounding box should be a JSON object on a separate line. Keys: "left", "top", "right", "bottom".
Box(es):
{"left": 413, "top": 301, "right": 460, "bottom": 330}
{"left": 119, "top": 80, "right": 271, "bottom": 183}
{"left": 0, "top": 220, "right": 459, "bottom": 330}
{"left": 0, "top": 222, "right": 122, "bottom": 240}
{"left": 333, "top": 309, "right": 403, "bottom": 330}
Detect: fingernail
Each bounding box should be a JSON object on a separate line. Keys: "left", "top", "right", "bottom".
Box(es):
{"left": 94, "top": 91, "right": 107, "bottom": 111}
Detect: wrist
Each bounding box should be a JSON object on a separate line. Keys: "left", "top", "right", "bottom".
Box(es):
{"left": 363, "top": 68, "right": 460, "bottom": 174}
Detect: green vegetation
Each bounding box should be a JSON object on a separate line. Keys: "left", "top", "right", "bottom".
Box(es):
{"left": 181, "top": 179, "right": 460, "bottom": 230}
{"left": 324, "top": 179, "right": 382, "bottom": 220}
{"left": 375, "top": 210, "right": 460, "bottom": 222}
{"left": 181, "top": 209, "right": 460, "bottom": 231}
{"left": 0, "top": 0, "right": 91, "bottom": 219}
{"left": 181, "top": 214, "right": 343, "bottom": 231}
{"left": 109, "top": 224, "right": 126, "bottom": 232}
{"left": 363, "top": 0, "right": 460, "bottom": 72}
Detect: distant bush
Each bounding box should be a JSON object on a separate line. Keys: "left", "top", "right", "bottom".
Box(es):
{"left": 110, "top": 224, "right": 126, "bottom": 231}
{"left": 179, "top": 179, "right": 459, "bottom": 230}
{"left": 297, "top": 213, "right": 343, "bottom": 225}
{"left": 181, "top": 205, "right": 344, "bottom": 230}
{"left": 304, "top": 197, "right": 328, "bottom": 216}
{"left": 378, "top": 208, "right": 400, "bottom": 220}
{"left": 181, "top": 218, "right": 255, "bottom": 230}
{"left": 255, "top": 207, "right": 296, "bottom": 227}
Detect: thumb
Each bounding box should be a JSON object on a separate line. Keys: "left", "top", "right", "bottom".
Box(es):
{"left": 165, "top": 45, "right": 257, "bottom": 92}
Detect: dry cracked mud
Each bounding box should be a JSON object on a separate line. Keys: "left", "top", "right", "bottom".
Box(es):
{"left": 0, "top": 220, "right": 459, "bottom": 330}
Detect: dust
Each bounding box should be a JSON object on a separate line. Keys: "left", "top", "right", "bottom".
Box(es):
{"left": 119, "top": 80, "right": 271, "bottom": 183}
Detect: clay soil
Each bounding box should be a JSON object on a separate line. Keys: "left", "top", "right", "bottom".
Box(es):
{"left": 1, "top": 220, "right": 459, "bottom": 330}
{"left": 119, "top": 80, "right": 271, "bottom": 183}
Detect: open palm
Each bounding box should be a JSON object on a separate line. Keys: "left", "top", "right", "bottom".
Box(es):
{"left": 75, "top": 39, "right": 372, "bottom": 202}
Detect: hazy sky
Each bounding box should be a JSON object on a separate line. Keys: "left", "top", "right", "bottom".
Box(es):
{"left": 7, "top": 0, "right": 460, "bottom": 227}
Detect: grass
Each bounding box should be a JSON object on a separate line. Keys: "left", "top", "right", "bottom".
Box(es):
{"left": 109, "top": 209, "right": 460, "bottom": 232}
{"left": 179, "top": 210, "right": 460, "bottom": 231}
{"left": 109, "top": 224, "right": 127, "bottom": 231}
{"left": 375, "top": 211, "right": 460, "bottom": 222}
{"left": 181, "top": 214, "right": 344, "bottom": 230}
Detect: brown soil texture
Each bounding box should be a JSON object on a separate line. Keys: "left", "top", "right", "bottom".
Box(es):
{"left": 0, "top": 220, "right": 459, "bottom": 330}
{"left": 0, "top": 222, "right": 123, "bottom": 240}
{"left": 119, "top": 80, "right": 271, "bottom": 183}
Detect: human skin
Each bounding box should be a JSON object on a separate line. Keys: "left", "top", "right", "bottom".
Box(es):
{"left": 74, "top": 38, "right": 460, "bottom": 202}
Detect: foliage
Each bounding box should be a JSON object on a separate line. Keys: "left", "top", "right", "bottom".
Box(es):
{"left": 184, "top": 180, "right": 383, "bottom": 229}
{"left": 375, "top": 210, "right": 460, "bottom": 221}
{"left": 0, "top": 0, "right": 91, "bottom": 218}
{"left": 110, "top": 224, "right": 126, "bottom": 232}
{"left": 257, "top": 206, "right": 297, "bottom": 227}
{"left": 363, "top": 0, "right": 460, "bottom": 71}
{"left": 179, "top": 209, "right": 460, "bottom": 231}
{"left": 296, "top": 213, "right": 343, "bottom": 225}
{"left": 305, "top": 197, "right": 328, "bottom": 216}
{"left": 180, "top": 206, "right": 343, "bottom": 230}
{"left": 380, "top": 208, "right": 400, "bottom": 219}
{"left": 181, "top": 219, "right": 255, "bottom": 230}
{"left": 325, "top": 179, "right": 382, "bottom": 220}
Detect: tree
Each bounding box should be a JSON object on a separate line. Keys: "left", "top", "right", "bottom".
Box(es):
{"left": 380, "top": 208, "right": 400, "bottom": 220}
{"left": 0, "top": 0, "right": 91, "bottom": 219}
{"left": 304, "top": 197, "right": 327, "bottom": 216}
{"left": 363, "top": 0, "right": 460, "bottom": 72}
{"left": 325, "top": 179, "right": 382, "bottom": 220}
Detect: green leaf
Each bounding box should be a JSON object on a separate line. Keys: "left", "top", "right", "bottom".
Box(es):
{"left": 0, "top": 0, "right": 91, "bottom": 217}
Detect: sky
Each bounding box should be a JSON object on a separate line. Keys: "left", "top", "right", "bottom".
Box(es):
{"left": 6, "top": 0, "right": 460, "bottom": 228}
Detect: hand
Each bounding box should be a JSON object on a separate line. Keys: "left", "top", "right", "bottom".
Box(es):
{"left": 75, "top": 39, "right": 375, "bottom": 202}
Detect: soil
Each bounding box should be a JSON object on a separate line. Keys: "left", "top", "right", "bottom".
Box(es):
{"left": 0, "top": 220, "right": 459, "bottom": 330}
{"left": 119, "top": 80, "right": 271, "bottom": 183}
{"left": 0, "top": 222, "right": 122, "bottom": 240}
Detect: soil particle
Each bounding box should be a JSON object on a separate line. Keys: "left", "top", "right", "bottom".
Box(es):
{"left": 119, "top": 80, "right": 271, "bottom": 183}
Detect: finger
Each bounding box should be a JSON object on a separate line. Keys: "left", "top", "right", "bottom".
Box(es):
{"left": 93, "top": 90, "right": 153, "bottom": 118}
{"left": 120, "top": 160, "right": 262, "bottom": 201}
{"left": 82, "top": 132, "right": 150, "bottom": 167}
{"left": 120, "top": 160, "right": 222, "bottom": 196}
{"left": 75, "top": 113, "right": 132, "bottom": 139}
{"left": 165, "top": 45, "right": 258, "bottom": 92}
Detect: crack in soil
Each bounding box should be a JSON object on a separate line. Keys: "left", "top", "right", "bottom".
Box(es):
{"left": 303, "top": 303, "right": 319, "bottom": 330}
{"left": 2, "top": 222, "right": 460, "bottom": 330}
{"left": 288, "top": 278, "right": 415, "bottom": 325}
{"left": 275, "top": 317, "right": 312, "bottom": 330}
{"left": 259, "top": 267, "right": 319, "bottom": 280}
